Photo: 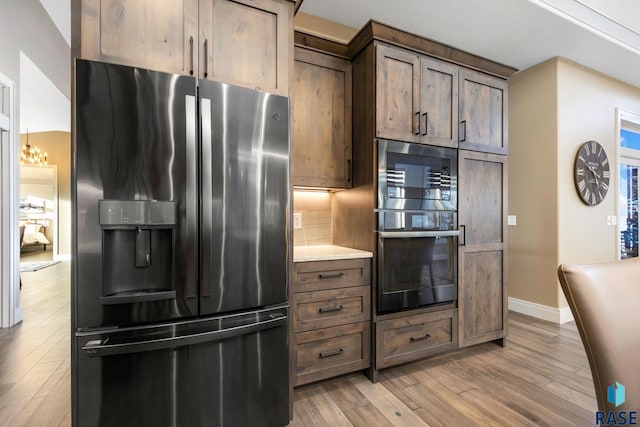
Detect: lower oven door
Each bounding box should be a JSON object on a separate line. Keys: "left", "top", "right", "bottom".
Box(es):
{"left": 74, "top": 306, "right": 289, "bottom": 427}
{"left": 377, "top": 231, "right": 458, "bottom": 314}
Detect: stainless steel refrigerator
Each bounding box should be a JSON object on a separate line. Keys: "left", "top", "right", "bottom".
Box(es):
{"left": 72, "top": 59, "right": 290, "bottom": 426}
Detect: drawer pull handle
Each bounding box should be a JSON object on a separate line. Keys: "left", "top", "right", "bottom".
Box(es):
{"left": 319, "top": 348, "right": 344, "bottom": 358}
{"left": 318, "top": 305, "right": 344, "bottom": 314}
{"left": 318, "top": 272, "right": 344, "bottom": 280}
{"left": 410, "top": 333, "right": 431, "bottom": 342}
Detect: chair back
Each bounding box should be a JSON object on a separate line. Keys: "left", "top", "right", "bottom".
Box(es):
{"left": 558, "top": 258, "right": 640, "bottom": 411}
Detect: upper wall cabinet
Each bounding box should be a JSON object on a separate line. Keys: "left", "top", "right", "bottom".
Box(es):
{"left": 291, "top": 46, "right": 352, "bottom": 188}
{"left": 376, "top": 43, "right": 458, "bottom": 149}
{"left": 75, "top": 0, "right": 293, "bottom": 96}
{"left": 199, "top": 0, "right": 292, "bottom": 95}
{"left": 458, "top": 69, "right": 508, "bottom": 154}
{"left": 77, "top": 0, "right": 199, "bottom": 76}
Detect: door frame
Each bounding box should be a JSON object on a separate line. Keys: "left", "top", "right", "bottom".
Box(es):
{"left": 0, "top": 71, "right": 22, "bottom": 327}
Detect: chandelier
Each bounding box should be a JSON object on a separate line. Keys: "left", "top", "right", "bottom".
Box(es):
{"left": 21, "top": 130, "right": 47, "bottom": 166}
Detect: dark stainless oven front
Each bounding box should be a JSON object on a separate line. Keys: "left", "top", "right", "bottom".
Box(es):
{"left": 377, "top": 229, "right": 458, "bottom": 314}
{"left": 378, "top": 139, "right": 457, "bottom": 211}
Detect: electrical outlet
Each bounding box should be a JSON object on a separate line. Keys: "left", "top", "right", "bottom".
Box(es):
{"left": 607, "top": 215, "right": 617, "bottom": 226}
{"left": 507, "top": 215, "right": 517, "bottom": 226}
{"left": 293, "top": 213, "right": 302, "bottom": 229}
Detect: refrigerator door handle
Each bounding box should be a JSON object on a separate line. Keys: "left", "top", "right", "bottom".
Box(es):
{"left": 82, "top": 314, "right": 287, "bottom": 358}
{"left": 200, "top": 97, "right": 212, "bottom": 298}
{"left": 185, "top": 95, "right": 198, "bottom": 298}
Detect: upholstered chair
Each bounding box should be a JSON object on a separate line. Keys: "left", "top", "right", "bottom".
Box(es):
{"left": 558, "top": 258, "right": 640, "bottom": 411}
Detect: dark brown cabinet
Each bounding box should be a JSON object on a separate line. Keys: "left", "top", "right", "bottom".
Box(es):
{"left": 74, "top": 0, "right": 293, "bottom": 95}
{"left": 291, "top": 258, "right": 371, "bottom": 386}
{"left": 459, "top": 69, "right": 508, "bottom": 154}
{"left": 375, "top": 43, "right": 458, "bottom": 148}
{"left": 458, "top": 150, "right": 507, "bottom": 347}
{"left": 291, "top": 47, "right": 352, "bottom": 188}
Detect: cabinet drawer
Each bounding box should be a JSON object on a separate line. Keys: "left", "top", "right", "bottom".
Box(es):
{"left": 293, "top": 286, "right": 370, "bottom": 332}
{"left": 293, "top": 259, "right": 370, "bottom": 293}
{"left": 294, "top": 322, "right": 370, "bottom": 386}
{"left": 376, "top": 309, "right": 457, "bottom": 369}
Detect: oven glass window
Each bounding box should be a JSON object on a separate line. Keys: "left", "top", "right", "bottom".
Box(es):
{"left": 380, "top": 236, "right": 456, "bottom": 293}
{"left": 386, "top": 152, "right": 452, "bottom": 202}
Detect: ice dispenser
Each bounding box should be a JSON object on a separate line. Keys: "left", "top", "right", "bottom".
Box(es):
{"left": 99, "top": 200, "right": 176, "bottom": 305}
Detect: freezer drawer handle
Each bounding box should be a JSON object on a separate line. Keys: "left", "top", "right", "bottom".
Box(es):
{"left": 319, "top": 348, "right": 344, "bottom": 358}
{"left": 318, "top": 305, "right": 344, "bottom": 314}
{"left": 82, "top": 314, "right": 287, "bottom": 358}
{"left": 318, "top": 272, "right": 344, "bottom": 280}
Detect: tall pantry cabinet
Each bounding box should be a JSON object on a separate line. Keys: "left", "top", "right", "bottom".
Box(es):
{"left": 341, "top": 21, "right": 515, "bottom": 374}
{"left": 72, "top": 0, "right": 294, "bottom": 96}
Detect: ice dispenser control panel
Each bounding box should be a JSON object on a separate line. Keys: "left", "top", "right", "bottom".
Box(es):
{"left": 99, "top": 200, "right": 176, "bottom": 226}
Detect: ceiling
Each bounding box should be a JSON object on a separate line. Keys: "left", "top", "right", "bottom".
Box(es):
{"left": 300, "top": 0, "right": 640, "bottom": 88}
{"left": 23, "top": 0, "right": 640, "bottom": 133}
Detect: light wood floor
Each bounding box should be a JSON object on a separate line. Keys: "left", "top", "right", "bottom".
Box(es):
{"left": 0, "top": 260, "right": 596, "bottom": 426}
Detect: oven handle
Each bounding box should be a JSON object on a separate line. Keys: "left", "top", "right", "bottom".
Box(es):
{"left": 377, "top": 230, "right": 459, "bottom": 238}
{"left": 81, "top": 315, "right": 287, "bottom": 358}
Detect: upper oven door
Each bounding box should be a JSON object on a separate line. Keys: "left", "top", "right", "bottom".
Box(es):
{"left": 378, "top": 139, "right": 457, "bottom": 211}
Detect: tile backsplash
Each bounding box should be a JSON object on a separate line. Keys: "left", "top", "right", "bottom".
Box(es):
{"left": 293, "top": 190, "right": 332, "bottom": 246}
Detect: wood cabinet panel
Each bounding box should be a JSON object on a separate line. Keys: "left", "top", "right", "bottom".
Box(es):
{"left": 293, "top": 258, "right": 370, "bottom": 293}
{"left": 420, "top": 56, "right": 458, "bottom": 148}
{"left": 458, "top": 150, "right": 507, "bottom": 347}
{"left": 459, "top": 69, "right": 508, "bottom": 154}
{"left": 375, "top": 43, "right": 420, "bottom": 143}
{"left": 79, "top": 0, "right": 198, "bottom": 75}
{"left": 460, "top": 250, "right": 504, "bottom": 344}
{"left": 459, "top": 153, "right": 504, "bottom": 245}
{"left": 291, "top": 47, "right": 352, "bottom": 188}
{"left": 294, "top": 322, "right": 370, "bottom": 386}
{"left": 293, "top": 286, "right": 370, "bottom": 332}
{"left": 376, "top": 309, "right": 457, "bottom": 369}
{"left": 200, "top": 0, "right": 292, "bottom": 95}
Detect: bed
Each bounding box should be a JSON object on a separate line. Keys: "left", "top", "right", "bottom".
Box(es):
{"left": 20, "top": 222, "right": 50, "bottom": 251}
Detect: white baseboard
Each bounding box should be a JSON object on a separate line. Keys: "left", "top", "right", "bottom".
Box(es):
{"left": 508, "top": 297, "right": 574, "bottom": 324}
{"left": 54, "top": 253, "right": 71, "bottom": 261}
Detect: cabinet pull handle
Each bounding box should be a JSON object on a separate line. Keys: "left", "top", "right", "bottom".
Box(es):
{"left": 203, "top": 38, "right": 208, "bottom": 78}
{"left": 422, "top": 112, "right": 428, "bottom": 136}
{"left": 415, "top": 111, "right": 421, "bottom": 135}
{"left": 318, "top": 305, "right": 344, "bottom": 314}
{"left": 459, "top": 224, "right": 466, "bottom": 246}
{"left": 318, "top": 272, "right": 344, "bottom": 280}
{"left": 347, "top": 158, "right": 352, "bottom": 183}
{"left": 319, "top": 348, "right": 344, "bottom": 358}
{"left": 410, "top": 333, "right": 431, "bottom": 342}
{"left": 460, "top": 120, "right": 467, "bottom": 142}
{"left": 189, "top": 36, "right": 194, "bottom": 76}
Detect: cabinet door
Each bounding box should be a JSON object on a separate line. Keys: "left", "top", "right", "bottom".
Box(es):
{"left": 375, "top": 43, "right": 420, "bottom": 143}
{"left": 458, "top": 69, "right": 507, "bottom": 154}
{"left": 79, "top": 0, "right": 199, "bottom": 75}
{"left": 200, "top": 0, "right": 292, "bottom": 96}
{"left": 419, "top": 56, "right": 458, "bottom": 148}
{"left": 291, "top": 48, "right": 352, "bottom": 188}
{"left": 458, "top": 150, "right": 507, "bottom": 348}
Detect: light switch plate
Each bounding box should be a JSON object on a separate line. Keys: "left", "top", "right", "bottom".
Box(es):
{"left": 293, "top": 213, "right": 302, "bottom": 229}
{"left": 507, "top": 215, "right": 517, "bottom": 226}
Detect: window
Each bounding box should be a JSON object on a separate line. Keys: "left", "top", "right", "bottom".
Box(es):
{"left": 618, "top": 115, "right": 640, "bottom": 259}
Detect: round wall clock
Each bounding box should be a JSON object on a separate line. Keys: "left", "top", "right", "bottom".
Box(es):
{"left": 574, "top": 140, "right": 610, "bottom": 206}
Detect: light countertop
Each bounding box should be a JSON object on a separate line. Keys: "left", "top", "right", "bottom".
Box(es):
{"left": 293, "top": 245, "right": 373, "bottom": 262}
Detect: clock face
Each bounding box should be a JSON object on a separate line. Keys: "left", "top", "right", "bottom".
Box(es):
{"left": 574, "top": 140, "right": 610, "bottom": 206}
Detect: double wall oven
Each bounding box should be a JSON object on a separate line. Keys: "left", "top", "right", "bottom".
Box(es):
{"left": 377, "top": 140, "right": 458, "bottom": 314}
